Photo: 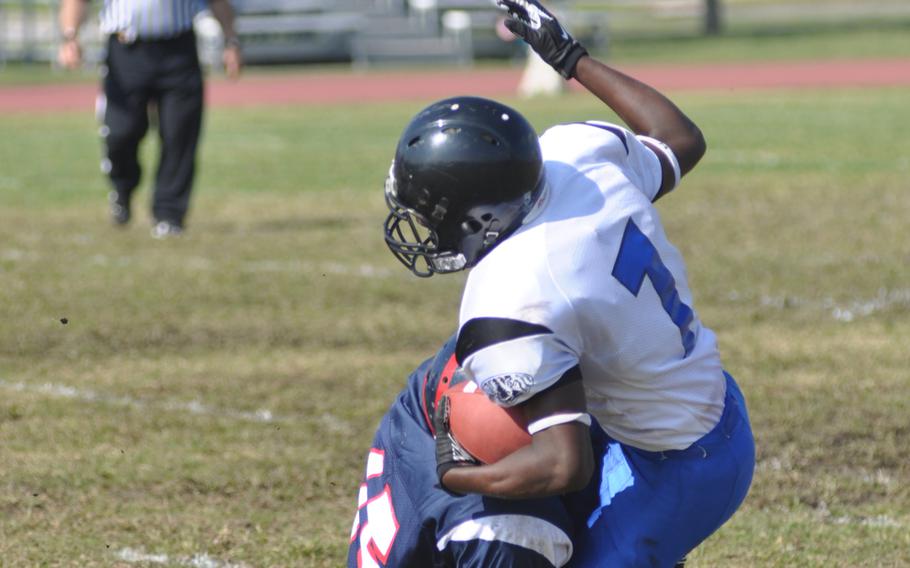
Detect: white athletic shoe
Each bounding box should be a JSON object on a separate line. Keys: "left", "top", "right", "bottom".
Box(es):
{"left": 151, "top": 220, "right": 184, "bottom": 239}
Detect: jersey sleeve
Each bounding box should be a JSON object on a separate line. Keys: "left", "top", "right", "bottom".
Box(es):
{"left": 539, "top": 122, "right": 680, "bottom": 202}
{"left": 455, "top": 317, "right": 580, "bottom": 408}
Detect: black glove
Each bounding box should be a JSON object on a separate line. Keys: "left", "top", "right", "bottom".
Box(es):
{"left": 494, "top": 0, "right": 588, "bottom": 79}
{"left": 433, "top": 394, "right": 479, "bottom": 486}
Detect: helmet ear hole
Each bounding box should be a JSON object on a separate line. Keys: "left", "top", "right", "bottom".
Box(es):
{"left": 481, "top": 213, "right": 493, "bottom": 222}
{"left": 462, "top": 219, "right": 483, "bottom": 234}
{"left": 408, "top": 136, "right": 422, "bottom": 147}
{"left": 481, "top": 133, "right": 500, "bottom": 146}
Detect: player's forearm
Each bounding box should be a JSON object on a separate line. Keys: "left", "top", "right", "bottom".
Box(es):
{"left": 442, "top": 426, "right": 594, "bottom": 499}
{"left": 574, "top": 55, "right": 706, "bottom": 176}
{"left": 58, "top": 0, "right": 88, "bottom": 37}
{"left": 207, "top": 0, "right": 238, "bottom": 42}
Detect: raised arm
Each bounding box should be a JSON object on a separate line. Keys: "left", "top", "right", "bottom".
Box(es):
{"left": 494, "top": 0, "right": 706, "bottom": 197}
{"left": 573, "top": 57, "right": 706, "bottom": 179}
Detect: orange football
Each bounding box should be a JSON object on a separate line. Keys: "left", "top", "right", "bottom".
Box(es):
{"left": 446, "top": 381, "right": 532, "bottom": 464}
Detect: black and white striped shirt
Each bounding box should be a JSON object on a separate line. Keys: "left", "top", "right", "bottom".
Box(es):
{"left": 99, "top": 0, "right": 207, "bottom": 41}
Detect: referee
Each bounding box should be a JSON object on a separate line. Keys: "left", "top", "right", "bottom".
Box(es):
{"left": 57, "top": 0, "right": 242, "bottom": 238}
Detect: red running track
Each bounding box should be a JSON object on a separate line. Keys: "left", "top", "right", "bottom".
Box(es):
{"left": 2, "top": 58, "right": 909, "bottom": 114}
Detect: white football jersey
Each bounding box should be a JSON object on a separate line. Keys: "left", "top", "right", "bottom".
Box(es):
{"left": 457, "top": 121, "right": 727, "bottom": 452}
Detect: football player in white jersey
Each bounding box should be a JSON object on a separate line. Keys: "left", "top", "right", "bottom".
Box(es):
{"left": 382, "top": 0, "right": 755, "bottom": 565}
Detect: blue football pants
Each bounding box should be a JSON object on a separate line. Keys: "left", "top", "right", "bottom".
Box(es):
{"left": 566, "top": 373, "right": 755, "bottom": 567}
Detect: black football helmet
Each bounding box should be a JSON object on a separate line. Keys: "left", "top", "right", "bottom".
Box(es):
{"left": 383, "top": 96, "right": 546, "bottom": 277}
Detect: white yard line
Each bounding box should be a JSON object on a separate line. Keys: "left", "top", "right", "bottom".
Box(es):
{"left": 116, "top": 547, "right": 251, "bottom": 568}
{"left": 724, "top": 288, "right": 910, "bottom": 322}
{"left": 0, "top": 378, "right": 355, "bottom": 435}
{"left": 775, "top": 288, "right": 910, "bottom": 322}
{"left": 84, "top": 253, "right": 396, "bottom": 278}
{"left": 240, "top": 259, "right": 394, "bottom": 278}
{"left": 831, "top": 515, "right": 904, "bottom": 528}
{"left": 0, "top": 379, "right": 279, "bottom": 424}
{"left": 815, "top": 502, "right": 905, "bottom": 529}
{"left": 6, "top": 250, "right": 396, "bottom": 279}
{"left": 11, "top": 246, "right": 907, "bottom": 318}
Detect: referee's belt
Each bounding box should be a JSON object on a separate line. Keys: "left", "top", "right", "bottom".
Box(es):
{"left": 115, "top": 30, "right": 193, "bottom": 44}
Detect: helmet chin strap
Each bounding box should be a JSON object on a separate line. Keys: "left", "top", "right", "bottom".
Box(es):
{"left": 482, "top": 230, "right": 501, "bottom": 248}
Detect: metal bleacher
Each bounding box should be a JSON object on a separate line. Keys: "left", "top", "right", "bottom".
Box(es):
{"left": 0, "top": 0, "right": 598, "bottom": 67}
{"left": 233, "top": 0, "right": 521, "bottom": 66}
{"left": 350, "top": 0, "right": 517, "bottom": 67}
{"left": 233, "top": 0, "right": 376, "bottom": 64}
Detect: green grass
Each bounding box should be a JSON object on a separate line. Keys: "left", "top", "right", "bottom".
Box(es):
{"left": 2, "top": 84, "right": 910, "bottom": 566}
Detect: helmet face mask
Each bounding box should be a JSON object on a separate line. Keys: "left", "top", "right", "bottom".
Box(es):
{"left": 382, "top": 96, "right": 545, "bottom": 278}
{"left": 384, "top": 175, "right": 467, "bottom": 277}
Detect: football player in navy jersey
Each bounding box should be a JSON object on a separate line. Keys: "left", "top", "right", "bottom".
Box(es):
{"left": 377, "top": 1, "right": 756, "bottom": 565}
{"left": 348, "top": 334, "right": 587, "bottom": 567}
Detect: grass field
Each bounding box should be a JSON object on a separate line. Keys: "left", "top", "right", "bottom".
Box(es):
{"left": 2, "top": 61, "right": 910, "bottom": 567}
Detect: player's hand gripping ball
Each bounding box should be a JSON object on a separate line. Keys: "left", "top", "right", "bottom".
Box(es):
{"left": 436, "top": 381, "right": 532, "bottom": 474}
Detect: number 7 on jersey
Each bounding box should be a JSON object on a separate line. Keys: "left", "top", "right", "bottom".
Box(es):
{"left": 612, "top": 219, "right": 696, "bottom": 356}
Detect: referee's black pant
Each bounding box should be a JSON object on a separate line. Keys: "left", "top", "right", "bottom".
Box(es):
{"left": 100, "top": 31, "right": 203, "bottom": 227}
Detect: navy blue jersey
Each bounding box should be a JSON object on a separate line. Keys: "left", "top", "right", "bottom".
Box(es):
{"left": 348, "top": 338, "right": 578, "bottom": 568}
